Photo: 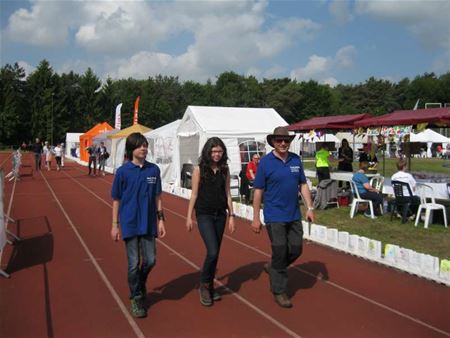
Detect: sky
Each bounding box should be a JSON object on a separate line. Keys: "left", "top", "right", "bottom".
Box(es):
{"left": 1, "top": 0, "right": 449, "bottom": 86}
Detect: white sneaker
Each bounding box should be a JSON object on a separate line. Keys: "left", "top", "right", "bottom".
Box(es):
{"left": 364, "top": 212, "right": 376, "bottom": 219}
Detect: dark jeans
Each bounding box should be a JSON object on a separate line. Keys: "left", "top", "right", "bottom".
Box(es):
{"left": 34, "top": 153, "right": 41, "bottom": 170}
{"left": 266, "top": 220, "right": 303, "bottom": 295}
{"left": 317, "top": 167, "right": 330, "bottom": 182}
{"left": 196, "top": 212, "right": 226, "bottom": 284}
{"left": 88, "top": 156, "right": 97, "bottom": 175}
{"left": 98, "top": 158, "right": 106, "bottom": 172}
{"left": 360, "top": 191, "right": 383, "bottom": 214}
{"left": 125, "top": 235, "right": 156, "bottom": 299}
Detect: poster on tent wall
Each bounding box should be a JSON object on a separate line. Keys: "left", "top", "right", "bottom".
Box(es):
{"left": 0, "top": 170, "right": 6, "bottom": 252}
{"left": 115, "top": 103, "right": 122, "bottom": 130}
{"left": 380, "top": 126, "right": 412, "bottom": 137}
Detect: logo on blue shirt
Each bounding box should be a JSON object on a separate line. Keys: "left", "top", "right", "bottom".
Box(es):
{"left": 290, "top": 165, "right": 300, "bottom": 173}
{"left": 146, "top": 176, "right": 157, "bottom": 184}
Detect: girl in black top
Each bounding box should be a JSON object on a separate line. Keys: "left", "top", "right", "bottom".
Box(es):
{"left": 186, "top": 137, "right": 236, "bottom": 306}
{"left": 338, "top": 138, "right": 353, "bottom": 172}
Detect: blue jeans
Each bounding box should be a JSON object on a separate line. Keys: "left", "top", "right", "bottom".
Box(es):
{"left": 125, "top": 235, "right": 156, "bottom": 299}
{"left": 196, "top": 212, "right": 226, "bottom": 284}
{"left": 266, "top": 221, "right": 303, "bottom": 295}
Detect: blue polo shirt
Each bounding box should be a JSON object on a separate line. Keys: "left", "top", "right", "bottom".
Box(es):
{"left": 352, "top": 172, "right": 369, "bottom": 195}
{"left": 111, "top": 160, "right": 162, "bottom": 239}
{"left": 254, "top": 151, "right": 307, "bottom": 223}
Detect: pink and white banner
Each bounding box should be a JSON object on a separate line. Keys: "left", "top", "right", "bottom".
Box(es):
{"left": 115, "top": 103, "right": 122, "bottom": 130}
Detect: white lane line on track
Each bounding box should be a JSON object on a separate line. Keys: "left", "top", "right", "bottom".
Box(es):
{"left": 164, "top": 208, "right": 450, "bottom": 337}
{"left": 0, "top": 174, "right": 17, "bottom": 267}
{"left": 69, "top": 166, "right": 450, "bottom": 337}
{"left": 64, "top": 170, "right": 301, "bottom": 338}
{"left": 41, "top": 171, "right": 145, "bottom": 338}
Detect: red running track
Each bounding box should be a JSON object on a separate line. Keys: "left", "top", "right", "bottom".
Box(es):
{"left": 1, "top": 153, "right": 449, "bottom": 338}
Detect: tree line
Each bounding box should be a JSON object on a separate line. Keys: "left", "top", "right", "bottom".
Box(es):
{"left": 1, "top": 59, "right": 449, "bottom": 146}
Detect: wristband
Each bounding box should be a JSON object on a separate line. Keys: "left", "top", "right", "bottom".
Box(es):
{"left": 157, "top": 210, "right": 165, "bottom": 221}
{"left": 307, "top": 207, "right": 314, "bottom": 211}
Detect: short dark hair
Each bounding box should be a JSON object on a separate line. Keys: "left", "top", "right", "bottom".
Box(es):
{"left": 125, "top": 132, "right": 148, "bottom": 161}
{"left": 396, "top": 159, "right": 407, "bottom": 170}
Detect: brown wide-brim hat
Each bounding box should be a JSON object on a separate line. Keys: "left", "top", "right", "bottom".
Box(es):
{"left": 266, "top": 126, "right": 295, "bottom": 148}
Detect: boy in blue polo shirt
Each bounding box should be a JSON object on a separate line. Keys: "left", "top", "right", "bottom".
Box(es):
{"left": 111, "top": 132, "right": 166, "bottom": 318}
{"left": 252, "top": 126, "right": 315, "bottom": 308}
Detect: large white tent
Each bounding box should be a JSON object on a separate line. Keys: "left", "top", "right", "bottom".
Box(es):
{"left": 92, "top": 129, "right": 119, "bottom": 167}
{"left": 64, "top": 132, "right": 83, "bottom": 159}
{"left": 175, "top": 106, "right": 288, "bottom": 185}
{"left": 410, "top": 129, "right": 450, "bottom": 158}
{"left": 144, "top": 119, "right": 181, "bottom": 184}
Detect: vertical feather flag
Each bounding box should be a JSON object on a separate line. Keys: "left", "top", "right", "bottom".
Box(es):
{"left": 115, "top": 103, "right": 122, "bottom": 130}
{"left": 133, "top": 96, "right": 140, "bottom": 125}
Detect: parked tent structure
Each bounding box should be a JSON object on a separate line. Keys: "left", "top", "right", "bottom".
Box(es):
{"left": 92, "top": 129, "right": 120, "bottom": 167}
{"left": 174, "top": 106, "right": 288, "bottom": 185}
{"left": 108, "top": 123, "right": 152, "bottom": 169}
{"left": 289, "top": 113, "right": 371, "bottom": 132}
{"left": 79, "top": 122, "right": 114, "bottom": 162}
{"left": 144, "top": 119, "right": 181, "bottom": 184}
{"left": 410, "top": 129, "right": 450, "bottom": 158}
{"left": 64, "top": 132, "right": 83, "bottom": 159}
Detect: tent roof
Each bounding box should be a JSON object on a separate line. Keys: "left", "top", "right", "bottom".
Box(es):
{"left": 81, "top": 122, "right": 113, "bottom": 137}
{"left": 178, "top": 106, "right": 287, "bottom": 135}
{"left": 288, "top": 113, "right": 370, "bottom": 131}
{"left": 144, "top": 120, "right": 181, "bottom": 139}
{"left": 107, "top": 123, "right": 152, "bottom": 139}
{"left": 92, "top": 129, "right": 120, "bottom": 141}
{"left": 410, "top": 129, "right": 450, "bottom": 143}
{"left": 355, "top": 107, "right": 450, "bottom": 127}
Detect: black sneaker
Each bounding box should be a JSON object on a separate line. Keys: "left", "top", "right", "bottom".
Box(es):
{"left": 199, "top": 283, "right": 213, "bottom": 306}
{"left": 211, "top": 287, "right": 221, "bottom": 301}
{"left": 130, "top": 296, "right": 147, "bottom": 318}
{"left": 263, "top": 263, "right": 270, "bottom": 274}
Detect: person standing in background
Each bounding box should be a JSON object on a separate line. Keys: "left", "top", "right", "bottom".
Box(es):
{"left": 31, "top": 138, "right": 43, "bottom": 171}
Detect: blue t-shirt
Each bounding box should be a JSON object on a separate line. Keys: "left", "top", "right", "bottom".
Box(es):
{"left": 352, "top": 172, "right": 369, "bottom": 195}
{"left": 254, "top": 151, "right": 307, "bottom": 223}
{"left": 111, "top": 160, "right": 162, "bottom": 239}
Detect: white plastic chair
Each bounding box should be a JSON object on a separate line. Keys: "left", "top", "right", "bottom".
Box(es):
{"left": 414, "top": 184, "right": 448, "bottom": 229}
{"left": 349, "top": 181, "right": 376, "bottom": 219}
{"left": 369, "top": 176, "right": 385, "bottom": 191}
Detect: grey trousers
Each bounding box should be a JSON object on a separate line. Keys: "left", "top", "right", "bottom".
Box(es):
{"left": 266, "top": 220, "right": 303, "bottom": 294}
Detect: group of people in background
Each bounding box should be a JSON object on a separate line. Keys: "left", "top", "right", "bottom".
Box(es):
{"left": 86, "top": 142, "right": 109, "bottom": 176}
{"left": 30, "top": 138, "right": 65, "bottom": 172}
{"left": 111, "top": 128, "right": 315, "bottom": 318}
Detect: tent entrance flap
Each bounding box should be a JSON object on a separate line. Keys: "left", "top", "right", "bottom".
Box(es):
{"left": 179, "top": 134, "right": 200, "bottom": 172}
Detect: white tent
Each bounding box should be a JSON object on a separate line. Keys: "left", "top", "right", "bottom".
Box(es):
{"left": 175, "top": 106, "right": 287, "bottom": 185}
{"left": 291, "top": 133, "right": 340, "bottom": 156}
{"left": 410, "top": 129, "right": 450, "bottom": 158}
{"left": 144, "top": 120, "right": 181, "bottom": 184}
{"left": 64, "top": 132, "right": 83, "bottom": 159}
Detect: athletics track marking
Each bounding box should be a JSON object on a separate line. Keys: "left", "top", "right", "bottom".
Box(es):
{"left": 67, "top": 166, "right": 450, "bottom": 337}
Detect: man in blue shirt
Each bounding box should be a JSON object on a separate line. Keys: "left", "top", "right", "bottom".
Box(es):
{"left": 352, "top": 160, "right": 383, "bottom": 218}
{"left": 111, "top": 132, "right": 166, "bottom": 318}
{"left": 252, "top": 126, "right": 315, "bottom": 308}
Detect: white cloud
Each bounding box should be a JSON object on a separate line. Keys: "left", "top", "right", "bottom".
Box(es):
{"left": 18, "top": 61, "right": 34, "bottom": 78}
{"left": 290, "top": 45, "right": 356, "bottom": 84}
{"left": 355, "top": 0, "right": 450, "bottom": 50}
{"left": 329, "top": 0, "right": 353, "bottom": 24}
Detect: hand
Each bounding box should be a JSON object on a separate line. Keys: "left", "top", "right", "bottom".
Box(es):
{"left": 228, "top": 217, "right": 236, "bottom": 234}
{"left": 186, "top": 218, "right": 193, "bottom": 232}
{"left": 306, "top": 209, "right": 315, "bottom": 223}
{"left": 111, "top": 226, "right": 120, "bottom": 241}
{"left": 158, "top": 221, "right": 166, "bottom": 238}
{"left": 251, "top": 219, "right": 262, "bottom": 234}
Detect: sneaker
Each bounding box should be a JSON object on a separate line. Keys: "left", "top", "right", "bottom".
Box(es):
{"left": 274, "top": 293, "right": 292, "bottom": 308}
{"left": 263, "top": 263, "right": 270, "bottom": 274}
{"left": 364, "top": 211, "right": 376, "bottom": 219}
{"left": 199, "top": 283, "right": 213, "bottom": 306}
{"left": 211, "top": 287, "right": 221, "bottom": 301}
{"left": 130, "top": 296, "right": 147, "bottom": 318}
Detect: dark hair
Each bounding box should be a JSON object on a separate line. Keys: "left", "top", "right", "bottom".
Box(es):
{"left": 125, "top": 132, "right": 148, "bottom": 161}
{"left": 198, "top": 137, "right": 229, "bottom": 179}
{"left": 359, "top": 160, "right": 369, "bottom": 171}
{"left": 396, "top": 159, "right": 407, "bottom": 170}
{"left": 342, "top": 138, "right": 349, "bottom": 147}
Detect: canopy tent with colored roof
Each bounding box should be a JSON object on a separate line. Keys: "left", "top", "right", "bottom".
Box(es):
{"left": 354, "top": 107, "right": 450, "bottom": 128}
{"left": 288, "top": 113, "right": 371, "bottom": 131}
{"left": 108, "top": 123, "right": 152, "bottom": 169}
{"left": 79, "top": 122, "right": 114, "bottom": 161}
